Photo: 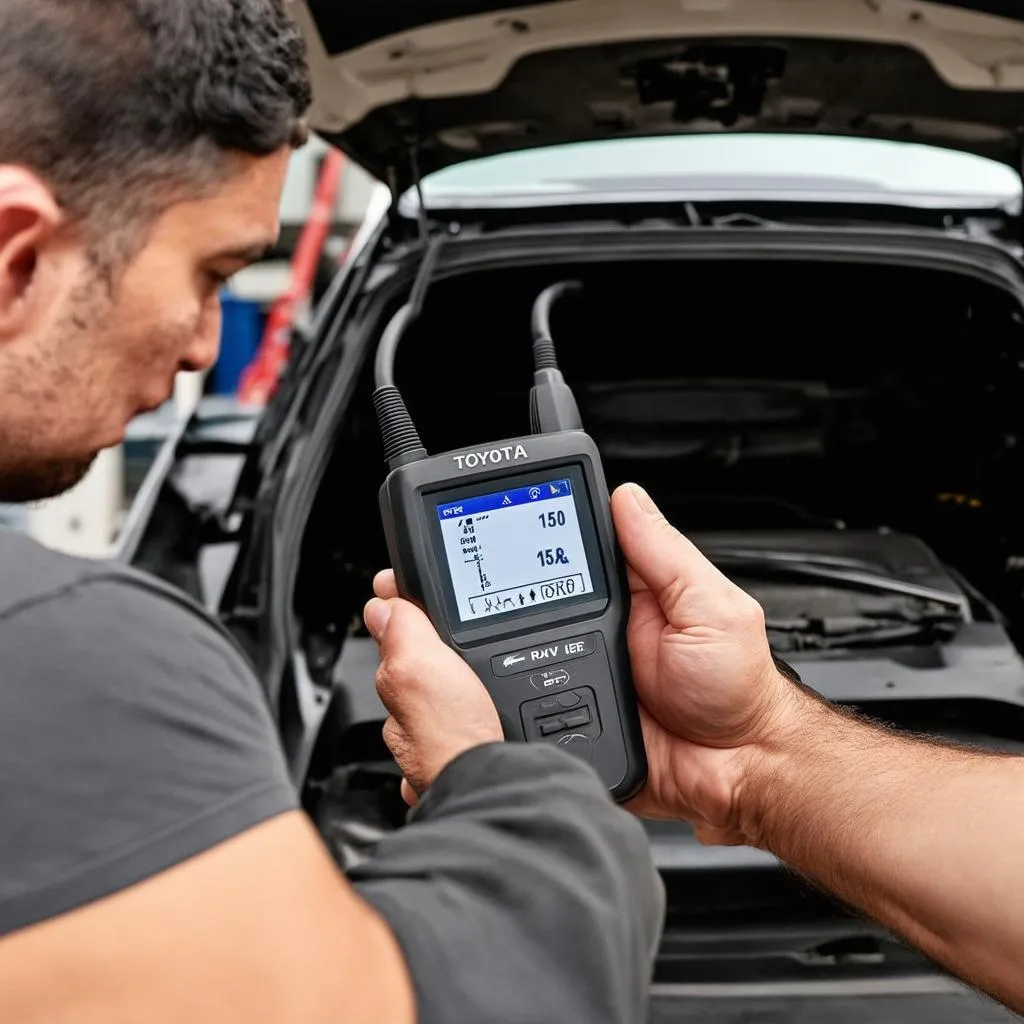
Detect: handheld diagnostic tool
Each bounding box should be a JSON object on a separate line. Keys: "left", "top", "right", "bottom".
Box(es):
{"left": 372, "top": 282, "right": 647, "bottom": 801}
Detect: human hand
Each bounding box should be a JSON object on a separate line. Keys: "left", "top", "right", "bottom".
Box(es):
{"left": 611, "top": 484, "right": 808, "bottom": 844}
{"left": 365, "top": 575, "right": 503, "bottom": 805}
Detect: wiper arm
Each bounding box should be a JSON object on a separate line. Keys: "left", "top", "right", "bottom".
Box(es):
{"left": 704, "top": 549, "right": 970, "bottom": 619}
{"left": 766, "top": 611, "right": 962, "bottom": 651}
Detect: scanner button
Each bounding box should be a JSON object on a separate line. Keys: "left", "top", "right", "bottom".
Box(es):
{"left": 562, "top": 708, "right": 592, "bottom": 728}
{"left": 521, "top": 686, "right": 602, "bottom": 748}
{"left": 492, "top": 634, "right": 597, "bottom": 678}
{"left": 530, "top": 669, "right": 571, "bottom": 691}
{"left": 539, "top": 717, "right": 566, "bottom": 736}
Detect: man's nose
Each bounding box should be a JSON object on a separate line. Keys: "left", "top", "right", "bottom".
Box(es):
{"left": 180, "top": 295, "right": 223, "bottom": 374}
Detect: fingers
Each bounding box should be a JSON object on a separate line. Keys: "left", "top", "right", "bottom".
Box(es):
{"left": 366, "top": 597, "right": 462, "bottom": 718}
{"left": 364, "top": 597, "right": 393, "bottom": 640}
{"left": 364, "top": 595, "right": 495, "bottom": 715}
{"left": 373, "top": 569, "right": 399, "bottom": 599}
{"left": 364, "top": 595, "right": 504, "bottom": 794}
{"left": 400, "top": 778, "right": 419, "bottom": 807}
{"left": 625, "top": 563, "right": 648, "bottom": 597}
{"left": 611, "top": 483, "right": 733, "bottom": 609}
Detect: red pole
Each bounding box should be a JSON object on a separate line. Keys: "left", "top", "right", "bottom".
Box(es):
{"left": 239, "top": 148, "right": 347, "bottom": 406}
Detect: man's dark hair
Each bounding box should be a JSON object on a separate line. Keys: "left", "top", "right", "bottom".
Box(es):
{"left": 0, "top": 0, "right": 312, "bottom": 230}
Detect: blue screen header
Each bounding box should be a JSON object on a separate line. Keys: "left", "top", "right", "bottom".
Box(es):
{"left": 437, "top": 478, "right": 573, "bottom": 521}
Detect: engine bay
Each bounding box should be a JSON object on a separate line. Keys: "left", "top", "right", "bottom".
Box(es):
{"left": 297, "top": 254, "right": 1024, "bottom": 793}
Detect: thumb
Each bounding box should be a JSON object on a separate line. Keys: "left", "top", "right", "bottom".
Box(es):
{"left": 365, "top": 596, "right": 450, "bottom": 661}
{"left": 611, "top": 484, "right": 732, "bottom": 605}
{"left": 366, "top": 597, "right": 489, "bottom": 704}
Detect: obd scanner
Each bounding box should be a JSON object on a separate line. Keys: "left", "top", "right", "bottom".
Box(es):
{"left": 372, "top": 280, "right": 647, "bottom": 802}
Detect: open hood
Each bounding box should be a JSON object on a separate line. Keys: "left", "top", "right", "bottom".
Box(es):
{"left": 291, "top": 0, "right": 1024, "bottom": 193}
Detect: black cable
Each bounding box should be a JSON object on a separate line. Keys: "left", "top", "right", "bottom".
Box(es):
{"left": 374, "top": 270, "right": 584, "bottom": 465}
{"left": 528, "top": 281, "right": 584, "bottom": 434}
{"left": 373, "top": 382, "right": 426, "bottom": 468}
{"left": 373, "top": 304, "right": 426, "bottom": 468}
{"left": 531, "top": 280, "right": 582, "bottom": 371}
{"left": 375, "top": 236, "right": 445, "bottom": 391}
{"left": 374, "top": 304, "right": 412, "bottom": 390}
{"left": 371, "top": 234, "right": 447, "bottom": 468}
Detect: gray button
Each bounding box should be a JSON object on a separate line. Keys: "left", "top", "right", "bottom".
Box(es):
{"left": 539, "top": 717, "right": 566, "bottom": 736}
{"left": 562, "top": 708, "right": 591, "bottom": 728}
{"left": 555, "top": 691, "right": 581, "bottom": 709}
{"left": 491, "top": 634, "right": 596, "bottom": 678}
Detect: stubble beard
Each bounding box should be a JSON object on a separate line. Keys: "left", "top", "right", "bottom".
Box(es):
{"left": 0, "top": 269, "right": 109, "bottom": 503}
{"left": 0, "top": 451, "right": 99, "bottom": 504}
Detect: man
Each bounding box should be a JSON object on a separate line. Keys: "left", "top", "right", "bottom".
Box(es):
{"left": 4, "top": 3, "right": 1021, "bottom": 1022}
{"left": 0, "top": 2, "right": 663, "bottom": 1022}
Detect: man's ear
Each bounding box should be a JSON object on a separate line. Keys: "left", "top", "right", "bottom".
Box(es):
{"left": 0, "top": 167, "right": 61, "bottom": 342}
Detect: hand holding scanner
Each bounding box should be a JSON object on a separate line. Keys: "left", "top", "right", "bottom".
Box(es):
{"left": 372, "top": 281, "right": 647, "bottom": 802}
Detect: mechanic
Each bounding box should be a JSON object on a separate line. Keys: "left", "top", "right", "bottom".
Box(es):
{"left": 4, "top": 5, "right": 1019, "bottom": 1024}
{"left": 0, "top": 3, "right": 663, "bottom": 1022}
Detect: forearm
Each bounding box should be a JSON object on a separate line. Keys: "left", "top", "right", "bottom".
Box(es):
{"left": 744, "top": 682, "right": 1024, "bottom": 1009}
{"left": 350, "top": 743, "right": 665, "bottom": 1024}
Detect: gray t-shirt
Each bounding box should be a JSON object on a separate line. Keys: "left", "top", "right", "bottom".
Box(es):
{"left": 0, "top": 530, "right": 298, "bottom": 933}
{"left": 0, "top": 529, "right": 664, "bottom": 1023}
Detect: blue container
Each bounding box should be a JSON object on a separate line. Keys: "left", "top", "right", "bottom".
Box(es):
{"left": 214, "top": 292, "right": 264, "bottom": 395}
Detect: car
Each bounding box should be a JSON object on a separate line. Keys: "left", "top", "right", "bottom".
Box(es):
{"left": 119, "top": 2, "right": 1024, "bottom": 1019}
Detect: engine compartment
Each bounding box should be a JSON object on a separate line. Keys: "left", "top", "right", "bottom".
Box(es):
{"left": 300, "top": 255, "right": 1024, "bottom": 654}
{"left": 297, "top": 254, "right": 1024, "bottom": 764}
{"left": 295, "top": 248, "right": 1024, "bottom": 949}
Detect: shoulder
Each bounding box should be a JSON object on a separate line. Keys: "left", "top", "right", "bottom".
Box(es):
{"left": 0, "top": 529, "right": 252, "bottom": 688}
{"left": 0, "top": 530, "right": 274, "bottom": 764}
{"left": 0, "top": 527, "right": 116, "bottom": 614}
{"left": 0, "top": 526, "right": 219, "bottom": 626}
{"left": 0, "top": 530, "right": 297, "bottom": 936}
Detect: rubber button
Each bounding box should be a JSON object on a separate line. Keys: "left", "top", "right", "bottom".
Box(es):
{"left": 539, "top": 717, "right": 566, "bottom": 736}
{"left": 562, "top": 709, "right": 591, "bottom": 728}
{"left": 555, "top": 691, "right": 582, "bottom": 709}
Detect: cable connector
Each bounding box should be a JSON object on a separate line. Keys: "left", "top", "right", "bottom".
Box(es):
{"left": 373, "top": 385, "right": 427, "bottom": 469}
{"left": 529, "top": 367, "right": 583, "bottom": 434}
{"left": 529, "top": 281, "right": 583, "bottom": 434}
{"left": 374, "top": 301, "right": 430, "bottom": 470}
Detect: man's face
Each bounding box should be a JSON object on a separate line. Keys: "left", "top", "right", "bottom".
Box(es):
{"left": 0, "top": 149, "right": 290, "bottom": 502}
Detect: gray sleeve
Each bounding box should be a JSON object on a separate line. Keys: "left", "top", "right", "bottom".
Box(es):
{"left": 350, "top": 742, "right": 665, "bottom": 1024}
{"left": 0, "top": 577, "right": 298, "bottom": 935}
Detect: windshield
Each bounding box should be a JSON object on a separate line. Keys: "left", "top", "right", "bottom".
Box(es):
{"left": 414, "top": 134, "right": 1021, "bottom": 210}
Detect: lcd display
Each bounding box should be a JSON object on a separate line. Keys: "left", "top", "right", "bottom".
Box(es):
{"left": 435, "top": 477, "right": 596, "bottom": 622}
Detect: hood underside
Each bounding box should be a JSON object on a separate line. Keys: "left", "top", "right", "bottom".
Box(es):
{"left": 292, "top": 0, "right": 1024, "bottom": 191}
